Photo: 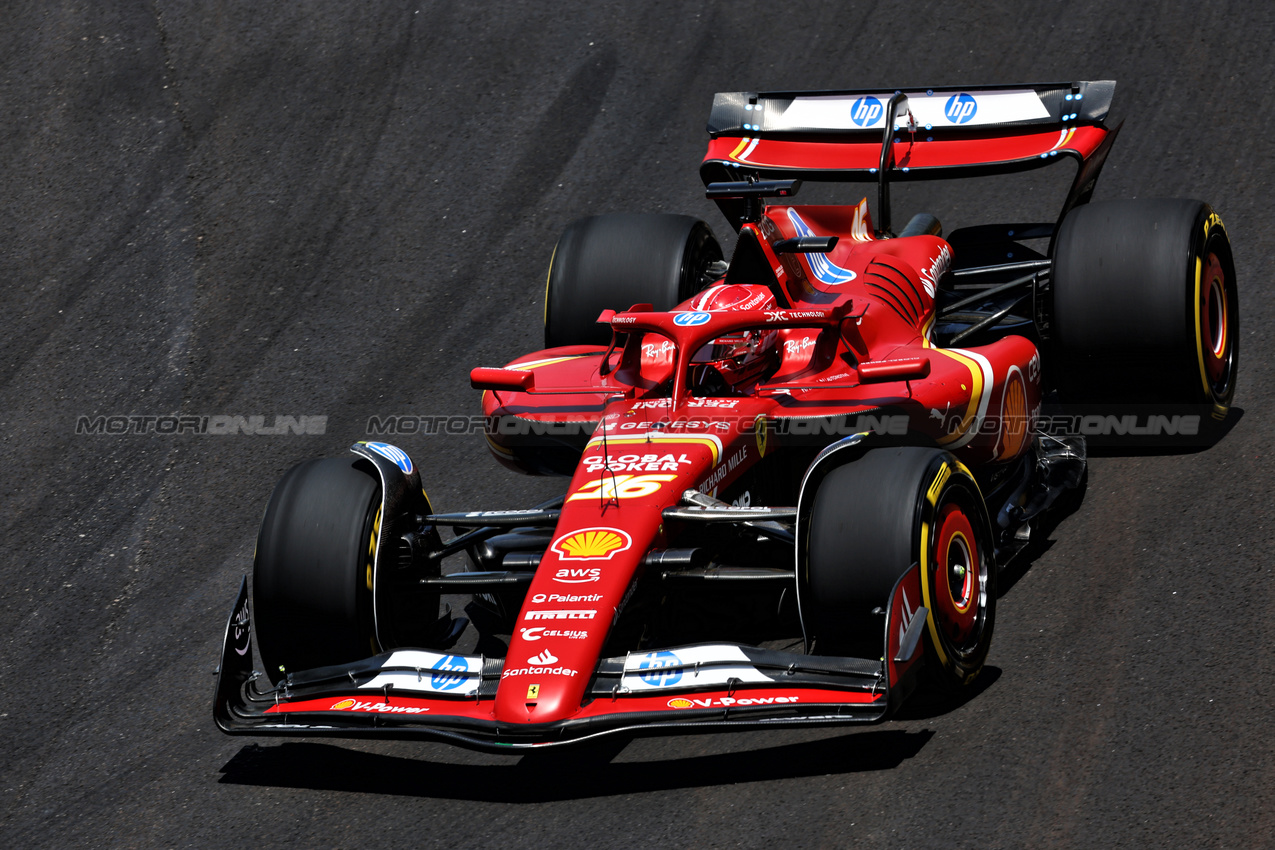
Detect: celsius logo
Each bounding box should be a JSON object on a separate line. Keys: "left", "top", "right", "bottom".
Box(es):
{"left": 673, "top": 311, "right": 712, "bottom": 326}
{"left": 638, "top": 650, "right": 683, "bottom": 687}
{"left": 430, "top": 655, "right": 468, "bottom": 690}
{"left": 850, "top": 95, "right": 883, "bottom": 127}
{"left": 528, "top": 650, "right": 558, "bottom": 665}
{"left": 945, "top": 93, "right": 977, "bottom": 124}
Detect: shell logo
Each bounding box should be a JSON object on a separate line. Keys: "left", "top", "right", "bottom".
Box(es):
{"left": 995, "top": 371, "right": 1030, "bottom": 461}
{"left": 551, "top": 527, "right": 633, "bottom": 561}
{"left": 330, "top": 699, "right": 356, "bottom": 710}
{"left": 667, "top": 698, "right": 694, "bottom": 709}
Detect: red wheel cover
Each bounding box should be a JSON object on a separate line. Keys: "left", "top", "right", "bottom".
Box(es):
{"left": 1200, "top": 251, "right": 1229, "bottom": 386}
{"left": 933, "top": 501, "right": 978, "bottom": 647}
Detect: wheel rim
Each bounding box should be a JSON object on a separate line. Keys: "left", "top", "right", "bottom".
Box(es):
{"left": 933, "top": 501, "right": 981, "bottom": 650}
{"left": 1199, "top": 251, "right": 1231, "bottom": 391}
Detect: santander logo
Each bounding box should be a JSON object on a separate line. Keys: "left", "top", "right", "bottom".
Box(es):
{"left": 528, "top": 650, "right": 558, "bottom": 665}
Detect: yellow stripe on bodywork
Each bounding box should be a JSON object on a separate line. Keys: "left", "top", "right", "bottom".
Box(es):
{"left": 932, "top": 348, "right": 987, "bottom": 447}
{"left": 583, "top": 433, "right": 722, "bottom": 466}
{"left": 729, "top": 137, "right": 752, "bottom": 160}
{"left": 511, "top": 355, "right": 588, "bottom": 370}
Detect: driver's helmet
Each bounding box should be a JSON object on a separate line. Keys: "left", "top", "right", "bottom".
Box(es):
{"left": 686, "top": 284, "right": 779, "bottom": 390}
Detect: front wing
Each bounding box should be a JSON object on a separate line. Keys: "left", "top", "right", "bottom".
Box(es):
{"left": 213, "top": 566, "right": 928, "bottom": 752}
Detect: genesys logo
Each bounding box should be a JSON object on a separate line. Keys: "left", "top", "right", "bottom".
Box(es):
{"left": 666, "top": 695, "right": 801, "bottom": 709}
{"left": 520, "top": 627, "right": 589, "bottom": 641}
{"left": 550, "top": 527, "right": 633, "bottom": 560}
{"left": 524, "top": 609, "right": 597, "bottom": 621}
{"left": 329, "top": 698, "right": 429, "bottom": 715}
{"left": 552, "top": 567, "right": 602, "bottom": 584}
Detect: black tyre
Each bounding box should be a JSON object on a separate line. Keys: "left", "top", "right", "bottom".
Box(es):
{"left": 253, "top": 457, "right": 381, "bottom": 683}
{"left": 801, "top": 447, "right": 995, "bottom": 687}
{"left": 544, "top": 213, "right": 722, "bottom": 348}
{"left": 1052, "top": 198, "right": 1238, "bottom": 414}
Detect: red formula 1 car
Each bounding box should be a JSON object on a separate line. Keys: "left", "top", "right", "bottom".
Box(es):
{"left": 214, "top": 81, "right": 1238, "bottom": 750}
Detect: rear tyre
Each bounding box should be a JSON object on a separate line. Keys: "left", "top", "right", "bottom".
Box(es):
{"left": 1051, "top": 199, "right": 1238, "bottom": 415}
{"left": 802, "top": 447, "right": 995, "bottom": 688}
{"left": 544, "top": 213, "right": 722, "bottom": 348}
{"left": 253, "top": 457, "right": 381, "bottom": 684}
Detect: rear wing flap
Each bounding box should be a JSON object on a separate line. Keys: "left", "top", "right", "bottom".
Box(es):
{"left": 703, "top": 81, "right": 1116, "bottom": 183}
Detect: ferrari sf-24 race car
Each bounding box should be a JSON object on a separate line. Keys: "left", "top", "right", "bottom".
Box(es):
{"left": 214, "top": 81, "right": 1238, "bottom": 751}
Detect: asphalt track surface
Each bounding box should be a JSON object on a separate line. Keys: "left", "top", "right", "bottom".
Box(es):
{"left": 3, "top": 2, "right": 1274, "bottom": 847}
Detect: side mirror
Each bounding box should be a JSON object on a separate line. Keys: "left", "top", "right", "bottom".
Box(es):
{"left": 773, "top": 236, "right": 839, "bottom": 254}
{"left": 470, "top": 367, "right": 535, "bottom": 392}
{"left": 857, "top": 357, "right": 930, "bottom": 384}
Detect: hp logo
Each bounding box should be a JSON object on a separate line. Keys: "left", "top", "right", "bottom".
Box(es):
{"left": 849, "top": 95, "right": 883, "bottom": 127}
{"left": 430, "top": 655, "right": 468, "bottom": 690}
{"left": 673, "top": 312, "right": 711, "bottom": 326}
{"left": 637, "top": 650, "right": 683, "bottom": 687}
{"left": 945, "top": 93, "right": 978, "bottom": 124}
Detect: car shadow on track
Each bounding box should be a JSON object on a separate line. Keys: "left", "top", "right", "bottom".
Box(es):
{"left": 1067, "top": 405, "right": 1244, "bottom": 458}
{"left": 218, "top": 727, "right": 934, "bottom": 801}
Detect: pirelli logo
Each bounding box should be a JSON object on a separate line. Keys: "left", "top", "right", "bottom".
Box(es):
{"left": 524, "top": 609, "right": 597, "bottom": 621}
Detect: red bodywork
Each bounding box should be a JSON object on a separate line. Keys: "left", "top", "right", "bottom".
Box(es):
{"left": 477, "top": 200, "right": 1040, "bottom": 725}
{"left": 220, "top": 83, "right": 1118, "bottom": 747}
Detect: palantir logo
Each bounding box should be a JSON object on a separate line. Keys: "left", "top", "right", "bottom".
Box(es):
{"left": 945, "top": 92, "right": 977, "bottom": 124}
{"left": 430, "top": 655, "right": 468, "bottom": 690}
{"left": 638, "top": 650, "right": 683, "bottom": 687}
{"left": 850, "top": 95, "right": 883, "bottom": 127}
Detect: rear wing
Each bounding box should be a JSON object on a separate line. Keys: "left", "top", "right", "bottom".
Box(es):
{"left": 701, "top": 81, "right": 1120, "bottom": 234}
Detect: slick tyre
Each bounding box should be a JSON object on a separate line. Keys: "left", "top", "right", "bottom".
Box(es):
{"left": 1051, "top": 199, "right": 1238, "bottom": 415}
{"left": 544, "top": 213, "right": 722, "bottom": 348}
{"left": 253, "top": 457, "right": 382, "bottom": 684}
{"left": 802, "top": 447, "right": 994, "bottom": 688}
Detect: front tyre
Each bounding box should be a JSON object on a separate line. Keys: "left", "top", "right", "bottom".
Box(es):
{"left": 801, "top": 447, "right": 995, "bottom": 688}
{"left": 253, "top": 457, "right": 381, "bottom": 684}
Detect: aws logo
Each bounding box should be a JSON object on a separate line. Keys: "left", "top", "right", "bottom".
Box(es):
{"left": 553, "top": 567, "right": 602, "bottom": 584}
